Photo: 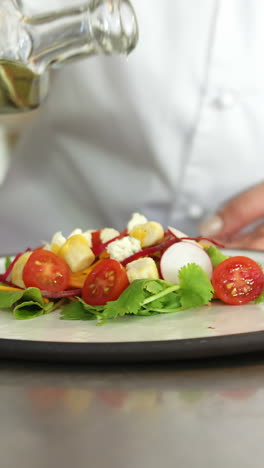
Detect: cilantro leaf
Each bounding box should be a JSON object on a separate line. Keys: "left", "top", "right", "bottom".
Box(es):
{"left": 178, "top": 263, "right": 214, "bottom": 308}
{"left": 101, "top": 279, "right": 151, "bottom": 319}
{"left": 60, "top": 265, "right": 215, "bottom": 323}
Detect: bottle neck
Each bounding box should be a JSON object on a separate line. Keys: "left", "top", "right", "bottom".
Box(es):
{"left": 24, "top": 0, "right": 138, "bottom": 74}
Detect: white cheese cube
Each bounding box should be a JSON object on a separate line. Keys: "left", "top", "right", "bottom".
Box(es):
{"left": 130, "top": 221, "right": 164, "bottom": 247}
{"left": 59, "top": 235, "right": 95, "bottom": 272}
{"left": 126, "top": 257, "right": 159, "bottom": 283}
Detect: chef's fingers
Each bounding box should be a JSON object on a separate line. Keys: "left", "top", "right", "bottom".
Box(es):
{"left": 198, "top": 182, "right": 264, "bottom": 239}
{"left": 223, "top": 224, "right": 264, "bottom": 250}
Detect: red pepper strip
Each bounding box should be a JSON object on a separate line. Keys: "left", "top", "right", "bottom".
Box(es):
{"left": 92, "top": 229, "right": 128, "bottom": 256}
{"left": 0, "top": 252, "right": 23, "bottom": 282}
{"left": 0, "top": 279, "right": 81, "bottom": 298}
{"left": 121, "top": 237, "right": 180, "bottom": 266}
{"left": 91, "top": 230, "right": 102, "bottom": 251}
{"left": 41, "top": 288, "right": 82, "bottom": 299}
{"left": 181, "top": 236, "right": 225, "bottom": 248}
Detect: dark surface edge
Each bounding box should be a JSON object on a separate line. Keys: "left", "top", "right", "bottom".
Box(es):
{"left": 0, "top": 330, "right": 264, "bottom": 363}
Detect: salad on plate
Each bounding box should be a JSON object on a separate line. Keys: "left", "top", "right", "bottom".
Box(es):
{"left": 0, "top": 212, "right": 263, "bottom": 322}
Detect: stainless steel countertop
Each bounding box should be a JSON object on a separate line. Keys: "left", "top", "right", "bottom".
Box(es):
{"left": 1, "top": 355, "right": 264, "bottom": 468}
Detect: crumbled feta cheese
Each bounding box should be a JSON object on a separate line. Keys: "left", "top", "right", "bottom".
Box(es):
{"left": 68, "top": 228, "right": 83, "bottom": 238}
{"left": 100, "top": 228, "right": 120, "bottom": 244}
{"left": 106, "top": 236, "right": 141, "bottom": 262}
{"left": 127, "top": 213, "right": 148, "bottom": 233}
{"left": 51, "top": 231, "right": 66, "bottom": 248}
{"left": 81, "top": 230, "right": 94, "bottom": 247}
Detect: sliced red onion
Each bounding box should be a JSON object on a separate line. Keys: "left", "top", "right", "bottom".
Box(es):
{"left": 167, "top": 226, "right": 225, "bottom": 248}
{"left": 0, "top": 278, "right": 21, "bottom": 288}
{"left": 121, "top": 237, "right": 179, "bottom": 266}
{"left": 181, "top": 236, "right": 225, "bottom": 248}
{"left": 41, "top": 288, "right": 82, "bottom": 299}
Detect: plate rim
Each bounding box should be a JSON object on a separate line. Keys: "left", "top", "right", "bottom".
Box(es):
{"left": 1, "top": 329, "right": 264, "bottom": 363}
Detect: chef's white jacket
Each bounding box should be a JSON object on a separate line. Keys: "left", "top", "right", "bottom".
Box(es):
{"left": 0, "top": 0, "right": 264, "bottom": 253}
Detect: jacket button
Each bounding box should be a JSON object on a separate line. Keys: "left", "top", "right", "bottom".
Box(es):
{"left": 214, "top": 90, "right": 238, "bottom": 109}
{"left": 187, "top": 204, "right": 204, "bottom": 219}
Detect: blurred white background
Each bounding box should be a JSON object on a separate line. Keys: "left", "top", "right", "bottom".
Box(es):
{"left": 0, "top": 113, "right": 34, "bottom": 184}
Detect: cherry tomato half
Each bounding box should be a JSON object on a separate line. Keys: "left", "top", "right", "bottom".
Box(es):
{"left": 82, "top": 259, "right": 129, "bottom": 306}
{"left": 212, "top": 256, "right": 264, "bottom": 305}
{"left": 23, "top": 249, "right": 70, "bottom": 292}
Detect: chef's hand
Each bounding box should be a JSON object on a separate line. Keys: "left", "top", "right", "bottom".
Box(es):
{"left": 198, "top": 182, "right": 264, "bottom": 250}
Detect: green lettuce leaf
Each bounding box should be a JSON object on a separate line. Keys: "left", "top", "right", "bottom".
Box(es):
{"left": 5, "top": 256, "right": 12, "bottom": 271}
{"left": 255, "top": 290, "right": 264, "bottom": 304}
{"left": 0, "top": 289, "right": 25, "bottom": 308}
{"left": 0, "top": 287, "right": 54, "bottom": 319}
{"left": 205, "top": 246, "right": 229, "bottom": 268}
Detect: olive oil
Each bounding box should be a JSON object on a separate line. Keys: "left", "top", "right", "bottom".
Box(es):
{"left": 0, "top": 60, "right": 49, "bottom": 114}
{"left": 0, "top": 1, "right": 138, "bottom": 113}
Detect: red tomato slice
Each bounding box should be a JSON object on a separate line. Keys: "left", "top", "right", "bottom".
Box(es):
{"left": 219, "top": 389, "right": 256, "bottom": 400}
{"left": 97, "top": 390, "right": 129, "bottom": 408}
{"left": 23, "top": 250, "right": 70, "bottom": 292}
{"left": 28, "top": 388, "right": 66, "bottom": 409}
{"left": 212, "top": 256, "right": 264, "bottom": 305}
{"left": 82, "top": 258, "right": 129, "bottom": 305}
